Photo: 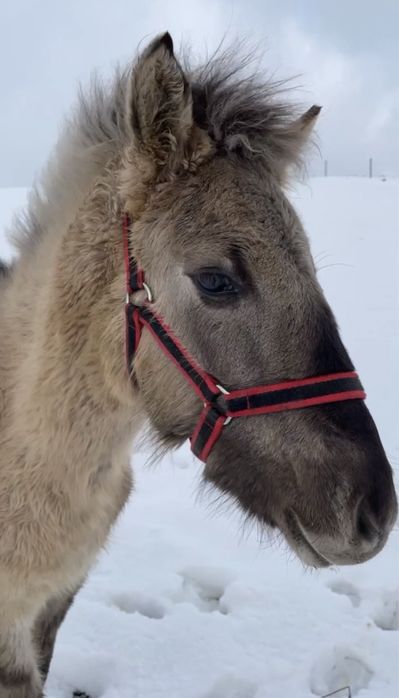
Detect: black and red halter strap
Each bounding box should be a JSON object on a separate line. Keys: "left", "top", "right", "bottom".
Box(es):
{"left": 122, "top": 214, "right": 366, "bottom": 462}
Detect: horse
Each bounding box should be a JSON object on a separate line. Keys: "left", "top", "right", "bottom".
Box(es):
{"left": 0, "top": 32, "right": 396, "bottom": 698}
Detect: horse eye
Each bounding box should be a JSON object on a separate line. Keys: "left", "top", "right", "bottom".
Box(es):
{"left": 193, "top": 269, "right": 238, "bottom": 296}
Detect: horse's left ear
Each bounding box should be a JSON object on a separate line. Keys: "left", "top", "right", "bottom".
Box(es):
{"left": 294, "top": 104, "right": 322, "bottom": 133}
{"left": 126, "top": 32, "right": 193, "bottom": 176}
{"left": 271, "top": 104, "right": 322, "bottom": 181}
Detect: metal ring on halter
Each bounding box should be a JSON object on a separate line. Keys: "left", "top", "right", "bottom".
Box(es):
{"left": 142, "top": 282, "right": 153, "bottom": 303}
{"left": 216, "top": 384, "right": 232, "bottom": 425}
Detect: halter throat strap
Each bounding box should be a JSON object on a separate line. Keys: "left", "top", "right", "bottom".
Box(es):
{"left": 122, "top": 215, "right": 366, "bottom": 462}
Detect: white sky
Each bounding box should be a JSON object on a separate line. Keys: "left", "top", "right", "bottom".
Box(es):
{"left": 0, "top": 0, "right": 398, "bottom": 186}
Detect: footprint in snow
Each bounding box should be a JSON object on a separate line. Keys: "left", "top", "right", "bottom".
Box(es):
{"left": 201, "top": 675, "right": 258, "bottom": 698}
{"left": 109, "top": 566, "right": 233, "bottom": 621}
{"left": 371, "top": 589, "right": 398, "bottom": 631}
{"left": 310, "top": 645, "right": 373, "bottom": 696}
{"left": 327, "top": 579, "right": 361, "bottom": 608}
{"left": 49, "top": 648, "right": 114, "bottom": 698}
{"left": 111, "top": 590, "right": 166, "bottom": 619}
{"left": 172, "top": 565, "right": 235, "bottom": 614}
{"left": 327, "top": 578, "right": 398, "bottom": 630}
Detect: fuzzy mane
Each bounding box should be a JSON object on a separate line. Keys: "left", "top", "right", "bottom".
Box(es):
{"left": 11, "top": 48, "right": 302, "bottom": 256}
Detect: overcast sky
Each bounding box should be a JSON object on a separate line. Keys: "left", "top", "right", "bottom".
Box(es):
{"left": 0, "top": 0, "right": 398, "bottom": 186}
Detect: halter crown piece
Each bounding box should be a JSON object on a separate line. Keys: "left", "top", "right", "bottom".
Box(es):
{"left": 123, "top": 215, "right": 366, "bottom": 462}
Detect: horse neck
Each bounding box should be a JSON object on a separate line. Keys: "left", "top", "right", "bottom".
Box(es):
{"left": 4, "top": 165, "right": 144, "bottom": 474}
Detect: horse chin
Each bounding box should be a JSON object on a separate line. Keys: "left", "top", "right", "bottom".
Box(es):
{"left": 281, "top": 510, "right": 332, "bottom": 569}
{"left": 150, "top": 418, "right": 190, "bottom": 452}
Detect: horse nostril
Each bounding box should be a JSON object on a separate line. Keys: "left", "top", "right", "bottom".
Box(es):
{"left": 356, "top": 508, "right": 375, "bottom": 542}
{"left": 355, "top": 497, "right": 379, "bottom": 543}
{"left": 366, "top": 484, "right": 385, "bottom": 525}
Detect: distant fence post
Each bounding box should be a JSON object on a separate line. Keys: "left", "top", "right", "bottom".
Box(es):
{"left": 369, "top": 157, "right": 373, "bottom": 178}
{"left": 324, "top": 160, "right": 328, "bottom": 177}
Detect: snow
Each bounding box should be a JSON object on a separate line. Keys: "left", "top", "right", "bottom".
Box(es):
{"left": 0, "top": 178, "right": 398, "bottom": 698}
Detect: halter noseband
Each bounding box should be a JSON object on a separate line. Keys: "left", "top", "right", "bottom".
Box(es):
{"left": 123, "top": 215, "right": 366, "bottom": 462}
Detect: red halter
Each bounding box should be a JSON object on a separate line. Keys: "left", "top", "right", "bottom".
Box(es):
{"left": 123, "top": 215, "right": 366, "bottom": 462}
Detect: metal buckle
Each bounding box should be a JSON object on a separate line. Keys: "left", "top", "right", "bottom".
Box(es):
{"left": 216, "top": 383, "right": 232, "bottom": 425}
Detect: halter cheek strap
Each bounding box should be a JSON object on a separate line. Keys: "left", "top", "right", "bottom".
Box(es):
{"left": 122, "top": 215, "right": 366, "bottom": 462}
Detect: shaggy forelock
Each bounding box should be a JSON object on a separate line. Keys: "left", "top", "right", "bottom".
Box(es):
{"left": 189, "top": 50, "right": 301, "bottom": 156}
{"left": 9, "top": 46, "right": 301, "bottom": 256}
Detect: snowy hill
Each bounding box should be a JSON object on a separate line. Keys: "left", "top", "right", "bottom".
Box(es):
{"left": 0, "top": 178, "right": 398, "bottom": 698}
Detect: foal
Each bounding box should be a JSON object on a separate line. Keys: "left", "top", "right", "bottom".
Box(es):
{"left": 0, "top": 33, "right": 396, "bottom": 697}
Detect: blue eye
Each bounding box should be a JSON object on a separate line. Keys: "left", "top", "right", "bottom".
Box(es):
{"left": 193, "top": 269, "right": 238, "bottom": 296}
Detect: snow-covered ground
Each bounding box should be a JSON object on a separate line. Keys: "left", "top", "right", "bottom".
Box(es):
{"left": 0, "top": 178, "right": 398, "bottom": 698}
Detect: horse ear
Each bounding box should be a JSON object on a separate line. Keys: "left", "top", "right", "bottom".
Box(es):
{"left": 126, "top": 32, "right": 193, "bottom": 174}
{"left": 293, "top": 104, "right": 321, "bottom": 142}
{"left": 271, "top": 104, "right": 321, "bottom": 181}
